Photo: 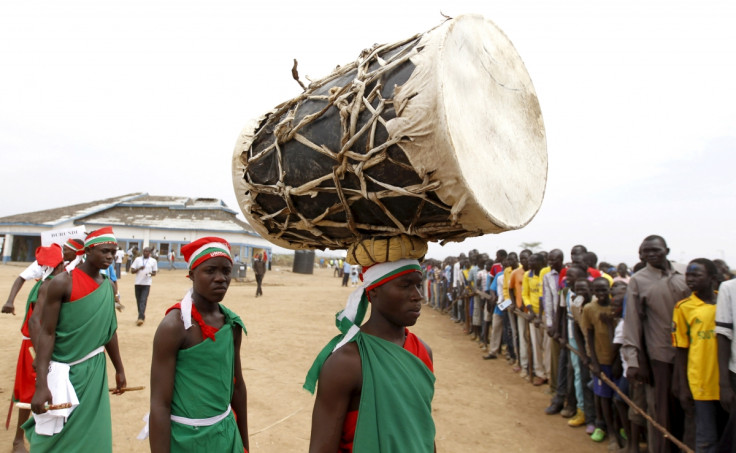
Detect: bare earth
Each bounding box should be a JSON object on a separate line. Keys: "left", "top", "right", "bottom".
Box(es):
{"left": 0, "top": 264, "right": 608, "bottom": 452}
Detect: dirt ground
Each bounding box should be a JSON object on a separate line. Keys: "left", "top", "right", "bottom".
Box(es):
{"left": 0, "top": 263, "right": 609, "bottom": 452}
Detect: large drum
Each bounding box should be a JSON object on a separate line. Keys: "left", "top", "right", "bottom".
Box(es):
{"left": 232, "top": 14, "right": 547, "bottom": 251}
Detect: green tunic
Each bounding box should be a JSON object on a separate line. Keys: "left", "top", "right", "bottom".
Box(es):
{"left": 351, "top": 332, "right": 435, "bottom": 453}
{"left": 24, "top": 275, "right": 117, "bottom": 452}
{"left": 170, "top": 305, "right": 246, "bottom": 452}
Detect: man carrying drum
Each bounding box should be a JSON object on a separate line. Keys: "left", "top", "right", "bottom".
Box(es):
{"left": 305, "top": 236, "right": 435, "bottom": 453}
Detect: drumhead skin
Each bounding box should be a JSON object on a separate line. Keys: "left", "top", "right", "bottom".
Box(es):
{"left": 233, "top": 14, "right": 547, "bottom": 250}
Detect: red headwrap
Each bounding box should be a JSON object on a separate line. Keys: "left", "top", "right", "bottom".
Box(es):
{"left": 36, "top": 243, "right": 64, "bottom": 268}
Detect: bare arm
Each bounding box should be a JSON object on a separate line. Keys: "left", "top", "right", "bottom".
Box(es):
{"left": 149, "top": 313, "right": 184, "bottom": 453}
{"left": 231, "top": 327, "right": 249, "bottom": 451}
{"left": 31, "top": 274, "right": 69, "bottom": 413}
{"left": 105, "top": 332, "right": 126, "bottom": 394}
{"left": 309, "top": 343, "right": 362, "bottom": 453}
{"left": 586, "top": 328, "right": 599, "bottom": 374}
{"left": 673, "top": 347, "right": 693, "bottom": 406}
{"left": 28, "top": 280, "right": 51, "bottom": 344}
{"left": 2, "top": 276, "right": 26, "bottom": 314}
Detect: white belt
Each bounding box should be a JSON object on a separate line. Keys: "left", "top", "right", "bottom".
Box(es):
{"left": 68, "top": 346, "right": 105, "bottom": 366}
{"left": 171, "top": 405, "right": 232, "bottom": 427}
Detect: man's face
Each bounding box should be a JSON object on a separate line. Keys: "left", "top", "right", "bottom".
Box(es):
{"left": 686, "top": 262, "right": 713, "bottom": 294}
{"left": 520, "top": 252, "right": 531, "bottom": 271}
{"left": 574, "top": 280, "right": 592, "bottom": 302}
{"left": 143, "top": 248, "right": 151, "bottom": 258}
{"left": 640, "top": 238, "right": 668, "bottom": 270}
{"left": 62, "top": 246, "right": 77, "bottom": 262}
{"left": 571, "top": 246, "right": 586, "bottom": 265}
{"left": 529, "top": 255, "right": 542, "bottom": 273}
{"left": 369, "top": 272, "right": 424, "bottom": 327}
{"left": 86, "top": 244, "right": 117, "bottom": 270}
{"left": 190, "top": 257, "right": 232, "bottom": 303}
{"left": 592, "top": 280, "right": 610, "bottom": 302}
{"left": 566, "top": 268, "right": 584, "bottom": 289}
{"left": 548, "top": 251, "right": 564, "bottom": 272}
{"left": 507, "top": 254, "right": 519, "bottom": 268}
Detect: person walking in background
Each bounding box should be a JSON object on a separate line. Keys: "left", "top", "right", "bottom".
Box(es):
{"left": 131, "top": 247, "right": 158, "bottom": 326}
{"left": 254, "top": 253, "right": 267, "bottom": 297}
{"left": 114, "top": 245, "right": 124, "bottom": 278}
{"left": 342, "top": 260, "right": 351, "bottom": 287}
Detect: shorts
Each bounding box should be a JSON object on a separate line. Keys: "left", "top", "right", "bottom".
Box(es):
{"left": 613, "top": 375, "right": 628, "bottom": 403}
{"left": 593, "top": 364, "right": 614, "bottom": 398}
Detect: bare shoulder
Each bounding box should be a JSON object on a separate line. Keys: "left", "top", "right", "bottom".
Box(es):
{"left": 153, "top": 310, "right": 186, "bottom": 351}
{"left": 319, "top": 342, "right": 362, "bottom": 388}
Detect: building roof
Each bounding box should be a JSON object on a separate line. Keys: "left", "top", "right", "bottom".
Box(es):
{"left": 0, "top": 193, "right": 258, "bottom": 235}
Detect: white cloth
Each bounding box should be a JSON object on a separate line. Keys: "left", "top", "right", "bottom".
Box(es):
{"left": 136, "top": 406, "right": 232, "bottom": 440}
{"left": 115, "top": 250, "right": 124, "bottom": 264}
{"left": 716, "top": 279, "right": 736, "bottom": 373}
{"left": 19, "top": 261, "right": 44, "bottom": 281}
{"left": 131, "top": 257, "right": 157, "bottom": 285}
{"left": 613, "top": 318, "right": 628, "bottom": 376}
{"left": 64, "top": 255, "right": 83, "bottom": 272}
{"left": 31, "top": 346, "right": 104, "bottom": 436}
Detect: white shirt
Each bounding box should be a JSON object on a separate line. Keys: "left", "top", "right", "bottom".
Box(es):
{"left": 716, "top": 279, "right": 736, "bottom": 373}
{"left": 115, "top": 250, "right": 124, "bottom": 264}
{"left": 131, "top": 256, "right": 157, "bottom": 285}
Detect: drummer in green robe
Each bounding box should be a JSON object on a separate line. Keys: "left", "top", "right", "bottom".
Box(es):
{"left": 149, "top": 237, "right": 249, "bottom": 453}
{"left": 305, "top": 238, "right": 436, "bottom": 453}
{"left": 25, "top": 227, "right": 127, "bottom": 452}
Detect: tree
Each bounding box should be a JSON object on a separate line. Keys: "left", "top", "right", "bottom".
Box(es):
{"left": 519, "top": 241, "right": 542, "bottom": 252}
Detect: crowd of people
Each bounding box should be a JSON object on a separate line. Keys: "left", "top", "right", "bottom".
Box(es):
{"left": 422, "top": 236, "right": 735, "bottom": 453}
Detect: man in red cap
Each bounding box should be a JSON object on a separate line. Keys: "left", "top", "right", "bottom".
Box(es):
{"left": 7, "top": 244, "right": 66, "bottom": 453}
{"left": 149, "top": 236, "right": 248, "bottom": 453}
{"left": 24, "top": 227, "right": 127, "bottom": 453}
{"left": 2, "top": 238, "right": 81, "bottom": 316}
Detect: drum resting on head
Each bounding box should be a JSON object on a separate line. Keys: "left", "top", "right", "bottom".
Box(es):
{"left": 232, "top": 14, "right": 547, "bottom": 253}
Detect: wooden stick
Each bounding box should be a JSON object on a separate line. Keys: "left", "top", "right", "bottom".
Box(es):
{"left": 15, "top": 402, "right": 72, "bottom": 411}
{"left": 564, "top": 342, "right": 694, "bottom": 453}
{"left": 109, "top": 386, "right": 145, "bottom": 392}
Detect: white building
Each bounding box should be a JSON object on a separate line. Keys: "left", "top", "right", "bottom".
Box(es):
{"left": 0, "top": 193, "right": 272, "bottom": 268}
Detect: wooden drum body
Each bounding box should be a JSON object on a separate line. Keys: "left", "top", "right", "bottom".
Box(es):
{"left": 233, "top": 14, "right": 547, "bottom": 250}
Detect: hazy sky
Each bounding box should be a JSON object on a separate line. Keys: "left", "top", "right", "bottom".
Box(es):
{"left": 1, "top": 0, "right": 734, "bottom": 267}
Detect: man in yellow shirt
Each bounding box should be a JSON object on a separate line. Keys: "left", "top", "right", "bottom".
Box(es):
{"left": 672, "top": 258, "right": 725, "bottom": 452}
{"left": 522, "top": 253, "right": 550, "bottom": 386}
{"left": 509, "top": 250, "right": 531, "bottom": 377}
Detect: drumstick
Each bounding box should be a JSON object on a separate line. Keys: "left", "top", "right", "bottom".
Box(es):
{"left": 109, "top": 386, "right": 146, "bottom": 392}
{"left": 15, "top": 402, "right": 72, "bottom": 411}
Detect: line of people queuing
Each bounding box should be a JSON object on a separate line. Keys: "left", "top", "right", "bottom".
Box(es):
{"left": 422, "top": 235, "right": 736, "bottom": 453}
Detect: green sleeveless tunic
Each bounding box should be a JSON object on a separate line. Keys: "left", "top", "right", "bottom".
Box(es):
{"left": 24, "top": 276, "right": 117, "bottom": 452}
{"left": 351, "top": 332, "right": 435, "bottom": 453}
{"left": 170, "top": 305, "right": 246, "bottom": 452}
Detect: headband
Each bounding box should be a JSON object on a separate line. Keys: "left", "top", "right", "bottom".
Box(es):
{"left": 85, "top": 227, "right": 117, "bottom": 248}
{"left": 64, "top": 238, "right": 85, "bottom": 256}
{"left": 304, "top": 259, "right": 421, "bottom": 393}
{"left": 181, "top": 237, "right": 232, "bottom": 271}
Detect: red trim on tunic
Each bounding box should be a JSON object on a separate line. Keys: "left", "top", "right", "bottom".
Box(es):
{"left": 70, "top": 269, "right": 100, "bottom": 302}
{"left": 338, "top": 329, "right": 433, "bottom": 452}
{"left": 13, "top": 339, "right": 36, "bottom": 403}
{"left": 166, "top": 302, "right": 219, "bottom": 342}
{"left": 20, "top": 303, "right": 34, "bottom": 337}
